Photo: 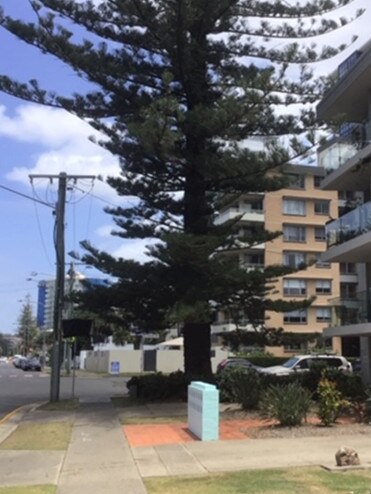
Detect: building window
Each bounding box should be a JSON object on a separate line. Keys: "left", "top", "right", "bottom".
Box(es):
{"left": 313, "top": 176, "right": 323, "bottom": 188}
{"left": 287, "top": 174, "right": 305, "bottom": 189}
{"left": 314, "top": 200, "right": 330, "bottom": 215}
{"left": 283, "top": 279, "right": 307, "bottom": 296}
{"left": 340, "top": 283, "right": 357, "bottom": 299}
{"left": 340, "top": 262, "right": 356, "bottom": 274}
{"left": 283, "top": 198, "right": 306, "bottom": 216}
{"left": 314, "top": 226, "right": 326, "bottom": 241}
{"left": 338, "top": 191, "right": 356, "bottom": 201}
{"left": 242, "top": 253, "right": 264, "bottom": 269}
{"left": 316, "top": 307, "right": 331, "bottom": 322}
{"left": 284, "top": 309, "right": 307, "bottom": 324}
{"left": 283, "top": 251, "right": 306, "bottom": 269}
{"left": 283, "top": 225, "right": 306, "bottom": 242}
{"left": 251, "top": 200, "right": 263, "bottom": 211}
{"left": 314, "top": 253, "right": 331, "bottom": 268}
{"left": 283, "top": 342, "right": 304, "bottom": 352}
{"left": 316, "top": 280, "right": 332, "bottom": 295}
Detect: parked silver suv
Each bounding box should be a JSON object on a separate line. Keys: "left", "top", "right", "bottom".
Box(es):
{"left": 262, "top": 354, "right": 352, "bottom": 376}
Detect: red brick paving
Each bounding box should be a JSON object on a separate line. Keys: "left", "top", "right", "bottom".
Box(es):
{"left": 123, "top": 415, "right": 356, "bottom": 447}
{"left": 123, "top": 418, "right": 275, "bottom": 447}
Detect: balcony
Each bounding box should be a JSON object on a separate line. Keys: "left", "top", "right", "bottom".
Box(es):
{"left": 241, "top": 262, "right": 264, "bottom": 272}
{"left": 318, "top": 136, "right": 359, "bottom": 172}
{"left": 323, "top": 201, "right": 371, "bottom": 262}
{"left": 318, "top": 122, "right": 371, "bottom": 191}
{"left": 214, "top": 208, "right": 264, "bottom": 226}
{"left": 329, "top": 291, "right": 370, "bottom": 327}
{"left": 317, "top": 42, "right": 371, "bottom": 122}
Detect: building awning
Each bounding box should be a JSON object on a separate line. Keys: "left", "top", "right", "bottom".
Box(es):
{"left": 324, "top": 323, "right": 371, "bottom": 338}
{"left": 157, "top": 337, "right": 184, "bottom": 348}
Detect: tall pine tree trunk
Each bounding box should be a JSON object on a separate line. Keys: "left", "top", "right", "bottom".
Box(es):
{"left": 183, "top": 322, "right": 212, "bottom": 378}
{"left": 181, "top": 27, "right": 214, "bottom": 378}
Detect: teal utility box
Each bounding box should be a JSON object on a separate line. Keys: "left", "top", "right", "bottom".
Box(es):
{"left": 187, "top": 381, "right": 219, "bottom": 441}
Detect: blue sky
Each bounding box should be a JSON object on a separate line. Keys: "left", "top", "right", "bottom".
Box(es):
{"left": 0, "top": 0, "right": 369, "bottom": 333}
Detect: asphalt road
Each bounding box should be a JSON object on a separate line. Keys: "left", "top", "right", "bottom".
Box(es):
{"left": 0, "top": 361, "right": 128, "bottom": 419}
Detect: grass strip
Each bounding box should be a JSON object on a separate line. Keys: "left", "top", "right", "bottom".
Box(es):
{"left": 0, "top": 422, "right": 72, "bottom": 450}
{"left": 39, "top": 399, "right": 79, "bottom": 411}
{"left": 0, "top": 485, "right": 56, "bottom": 494}
{"left": 145, "top": 467, "right": 371, "bottom": 494}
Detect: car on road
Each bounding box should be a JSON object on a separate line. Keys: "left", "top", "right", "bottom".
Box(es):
{"left": 216, "top": 357, "right": 262, "bottom": 373}
{"left": 21, "top": 357, "right": 42, "bottom": 372}
{"left": 261, "top": 354, "right": 352, "bottom": 376}
{"left": 12, "top": 355, "right": 26, "bottom": 368}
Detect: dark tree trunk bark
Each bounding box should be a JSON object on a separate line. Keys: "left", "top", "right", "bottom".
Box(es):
{"left": 183, "top": 322, "right": 212, "bottom": 378}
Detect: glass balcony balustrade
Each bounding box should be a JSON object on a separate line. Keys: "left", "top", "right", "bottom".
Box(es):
{"left": 318, "top": 123, "right": 368, "bottom": 172}
{"left": 326, "top": 201, "right": 371, "bottom": 248}
{"left": 329, "top": 290, "right": 371, "bottom": 326}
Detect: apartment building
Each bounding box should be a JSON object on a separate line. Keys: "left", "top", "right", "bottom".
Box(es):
{"left": 37, "top": 272, "right": 109, "bottom": 330}
{"left": 212, "top": 163, "right": 340, "bottom": 356}
{"left": 317, "top": 41, "right": 371, "bottom": 382}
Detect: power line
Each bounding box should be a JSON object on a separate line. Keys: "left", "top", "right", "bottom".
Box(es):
{"left": 0, "top": 183, "right": 54, "bottom": 208}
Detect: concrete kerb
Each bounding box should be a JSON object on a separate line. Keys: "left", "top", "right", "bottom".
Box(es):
{"left": 0, "top": 402, "right": 45, "bottom": 443}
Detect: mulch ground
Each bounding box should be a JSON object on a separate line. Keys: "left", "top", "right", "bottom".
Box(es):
{"left": 123, "top": 410, "right": 371, "bottom": 447}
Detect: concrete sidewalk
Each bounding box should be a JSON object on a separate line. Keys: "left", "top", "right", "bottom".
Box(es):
{"left": 1, "top": 400, "right": 371, "bottom": 493}
{"left": 0, "top": 402, "right": 147, "bottom": 494}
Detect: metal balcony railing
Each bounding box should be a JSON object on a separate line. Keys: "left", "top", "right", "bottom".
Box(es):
{"left": 326, "top": 201, "right": 371, "bottom": 248}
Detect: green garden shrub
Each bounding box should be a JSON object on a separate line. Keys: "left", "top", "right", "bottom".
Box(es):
{"left": 126, "top": 371, "right": 218, "bottom": 402}
{"left": 316, "top": 377, "right": 348, "bottom": 426}
{"left": 217, "top": 366, "right": 261, "bottom": 410}
{"left": 259, "top": 382, "right": 312, "bottom": 427}
{"left": 127, "top": 371, "right": 189, "bottom": 401}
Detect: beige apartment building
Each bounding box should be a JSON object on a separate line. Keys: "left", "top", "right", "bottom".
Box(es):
{"left": 212, "top": 163, "right": 341, "bottom": 356}
{"left": 264, "top": 165, "right": 340, "bottom": 355}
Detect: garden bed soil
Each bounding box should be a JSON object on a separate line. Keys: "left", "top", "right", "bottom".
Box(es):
{"left": 219, "top": 409, "right": 371, "bottom": 440}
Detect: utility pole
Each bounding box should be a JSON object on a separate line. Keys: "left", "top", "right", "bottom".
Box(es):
{"left": 29, "top": 172, "right": 95, "bottom": 402}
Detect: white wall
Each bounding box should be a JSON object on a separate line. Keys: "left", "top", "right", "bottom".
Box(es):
{"left": 157, "top": 350, "right": 183, "bottom": 373}
{"left": 84, "top": 347, "right": 230, "bottom": 374}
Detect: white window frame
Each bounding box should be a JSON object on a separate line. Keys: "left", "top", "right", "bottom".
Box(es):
{"left": 283, "top": 199, "right": 306, "bottom": 216}
{"left": 314, "top": 226, "right": 326, "bottom": 241}
{"left": 313, "top": 176, "right": 323, "bottom": 188}
{"left": 283, "top": 309, "right": 308, "bottom": 324}
{"left": 315, "top": 280, "right": 332, "bottom": 295}
{"left": 316, "top": 307, "right": 331, "bottom": 322}
{"left": 283, "top": 251, "right": 306, "bottom": 268}
{"left": 283, "top": 279, "right": 307, "bottom": 296}
{"left": 283, "top": 225, "right": 306, "bottom": 242}
{"left": 287, "top": 174, "right": 305, "bottom": 189}
{"left": 314, "top": 200, "right": 330, "bottom": 215}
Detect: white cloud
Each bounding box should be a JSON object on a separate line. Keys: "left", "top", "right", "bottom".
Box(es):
{"left": 0, "top": 104, "right": 101, "bottom": 147}
{"left": 112, "top": 238, "right": 158, "bottom": 264}
{"left": 96, "top": 224, "right": 115, "bottom": 238}
{"left": 1, "top": 103, "right": 122, "bottom": 201}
